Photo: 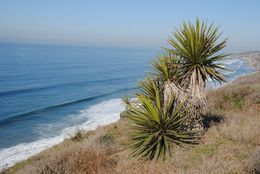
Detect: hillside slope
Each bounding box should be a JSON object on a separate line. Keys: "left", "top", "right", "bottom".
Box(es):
{"left": 2, "top": 72, "right": 260, "bottom": 174}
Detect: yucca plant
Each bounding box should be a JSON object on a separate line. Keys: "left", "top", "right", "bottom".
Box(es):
{"left": 163, "top": 18, "right": 229, "bottom": 130}
{"left": 124, "top": 18, "right": 229, "bottom": 160}
{"left": 126, "top": 81, "right": 198, "bottom": 160}
{"left": 137, "top": 76, "right": 161, "bottom": 103}
{"left": 167, "top": 18, "right": 229, "bottom": 98}
{"left": 149, "top": 54, "right": 188, "bottom": 109}
{"left": 122, "top": 96, "right": 132, "bottom": 108}
{"left": 150, "top": 54, "right": 173, "bottom": 83}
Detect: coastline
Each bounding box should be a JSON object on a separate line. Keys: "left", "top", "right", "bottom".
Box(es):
{"left": 0, "top": 99, "right": 124, "bottom": 170}
{"left": 1, "top": 52, "right": 260, "bottom": 172}
{"left": 233, "top": 51, "right": 260, "bottom": 71}
{"left": 3, "top": 71, "right": 259, "bottom": 174}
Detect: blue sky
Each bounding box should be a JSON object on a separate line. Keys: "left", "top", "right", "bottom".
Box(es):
{"left": 0, "top": 0, "right": 260, "bottom": 52}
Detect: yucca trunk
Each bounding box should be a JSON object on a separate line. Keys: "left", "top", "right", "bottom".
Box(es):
{"left": 186, "top": 69, "right": 206, "bottom": 131}
{"left": 189, "top": 69, "right": 206, "bottom": 102}
{"left": 163, "top": 80, "right": 187, "bottom": 109}
{"left": 163, "top": 69, "right": 206, "bottom": 132}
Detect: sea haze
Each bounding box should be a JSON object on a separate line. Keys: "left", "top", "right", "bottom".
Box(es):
{"left": 0, "top": 42, "right": 254, "bottom": 169}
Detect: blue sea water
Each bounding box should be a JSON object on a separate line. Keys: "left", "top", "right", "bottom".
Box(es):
{"left": 0, "top": 42, "right": 255, "bottom": 169}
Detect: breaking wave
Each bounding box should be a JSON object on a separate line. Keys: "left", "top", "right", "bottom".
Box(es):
{"left": 0, "top": 98, "right": 124, "bottom": 170}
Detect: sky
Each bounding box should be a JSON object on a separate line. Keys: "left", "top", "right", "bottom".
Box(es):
{"left": 0, "top": 0, "right": 260, "bottom": 52}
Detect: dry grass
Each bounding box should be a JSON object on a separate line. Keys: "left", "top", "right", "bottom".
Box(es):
{"left": 38, "top": 144, "right": 115, "bottom": 174}
{"left": 2, "top": 72, "right": 260, "bottom": 174}
{"left": 246, "top": 147, "right": 260, "bottom": 174}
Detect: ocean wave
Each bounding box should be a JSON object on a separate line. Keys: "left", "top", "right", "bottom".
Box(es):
{"left": 0, "top": 86, "right": 53, "bottom": 97}
{"left": 220, "top": 58, "right": 242, "bottom": 65}
{"left": 0, "top": 87, "right": 136, "bottom": 127}
{"left": 0, "top": 98, "right": 124, "bottom": 170}
{"left": 0, "top": 76, "right": 139, "bottom": 97}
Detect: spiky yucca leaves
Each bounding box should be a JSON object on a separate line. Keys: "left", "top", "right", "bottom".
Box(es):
{"left": 150, "top": 54, "right": 176, "bottom": 83}
{"left": 126, "top": 82, "right": 198, "bottom": 160}
{"left": 138, "top": 76, "right": 162, "bottom": 103}
{"left": 149, "top": 54, "right": 190, "bottom": 111}
{"left": 168, "top": 18, "right": 229, "bottom": 85}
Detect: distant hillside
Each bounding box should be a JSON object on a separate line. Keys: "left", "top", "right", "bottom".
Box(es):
{"left": 232, "top": 51, "right": 260, "bottom": 71}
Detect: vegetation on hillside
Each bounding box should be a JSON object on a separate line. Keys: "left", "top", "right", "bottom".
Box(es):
{"left": 2, "top": 72, "right": 260, "bottom": 174}
{"left": 124, "top": 18, "right": 229, "bottom": 160}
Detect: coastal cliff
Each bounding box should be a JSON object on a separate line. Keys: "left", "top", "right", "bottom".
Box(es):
{"left": 2, "top": 71, "right": 260, "bottom": 174}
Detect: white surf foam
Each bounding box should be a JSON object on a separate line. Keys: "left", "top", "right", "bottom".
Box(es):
{"left": 0, "top": 98, "right": 124, "bottom": 171}
{"left": 219, "top": 58, "right": 242, "bottom": 65}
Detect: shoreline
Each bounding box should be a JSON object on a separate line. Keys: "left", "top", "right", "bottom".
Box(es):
{"left": 1, "top": 51, "right": 260, "bottom": 171}
{"left": 0, "top": 99, "right": 124, "bottom": 170}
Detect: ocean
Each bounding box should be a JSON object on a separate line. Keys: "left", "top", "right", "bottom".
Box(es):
{"left": 0, "top": 42, "right": 255, "bottom": 169}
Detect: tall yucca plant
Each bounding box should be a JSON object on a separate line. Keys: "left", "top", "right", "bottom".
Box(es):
{"left": 163, "top": 18, "right": 229, "bottom": 130}
{"left": 126, "top": 82, "right": 198, "bottom": 160}
{"left": 167, "top": 18, "right": 229, "bottom": 95}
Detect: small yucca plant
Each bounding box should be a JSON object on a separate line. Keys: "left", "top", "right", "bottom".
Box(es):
{"left": 126, "top": 81, "right": 198, "bottom": 160}
{"left": 122, "top": 96, "right": 132, "bottom": 108}
{"left": 149, "top": 54, "right": 173, "bottom": 83}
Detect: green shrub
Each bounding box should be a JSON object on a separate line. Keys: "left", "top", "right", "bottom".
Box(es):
{"left": 100, "top": 133, "right": 115, "bottom": 145}
{"left": 233, "top": 96, "right": 245, "bottom": 109}
{"left": 71, "top": 131, "right": 84, "bottom": 142}
{"left": 219, "top": 93, "right": 245, "bottom": 110}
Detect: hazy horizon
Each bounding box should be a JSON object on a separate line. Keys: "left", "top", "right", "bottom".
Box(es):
{"left": 1, "top": 0, "right": 260, "bottom": 52}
